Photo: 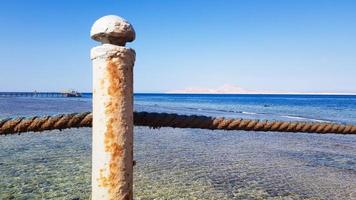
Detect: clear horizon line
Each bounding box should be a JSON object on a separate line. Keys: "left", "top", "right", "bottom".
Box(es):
{"left": 1, "top": 91, "right": 356, "bottom": 96}
{"left": 164, "top": 92, "right": 356, "bottom": 95}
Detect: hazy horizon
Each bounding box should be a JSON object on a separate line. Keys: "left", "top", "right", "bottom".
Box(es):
{"left": 1, "top": 85, "right": 356, "bottom": 96}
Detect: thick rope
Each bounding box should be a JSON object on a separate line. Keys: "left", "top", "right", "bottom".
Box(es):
{"left": 0, "top": 112, "right": 355, "bottom": 135}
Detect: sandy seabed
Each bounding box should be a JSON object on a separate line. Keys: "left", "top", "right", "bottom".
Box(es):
{"left": 1, "top": 127, "right": 355, "bottom": 200}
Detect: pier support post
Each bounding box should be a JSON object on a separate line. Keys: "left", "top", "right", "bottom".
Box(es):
{"left": 90, "top": 15, "right": 136, "bottom": 200}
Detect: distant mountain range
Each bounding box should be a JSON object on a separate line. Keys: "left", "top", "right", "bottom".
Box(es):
{"left": 166, "top": 84, "right": 356, "bottom": 95}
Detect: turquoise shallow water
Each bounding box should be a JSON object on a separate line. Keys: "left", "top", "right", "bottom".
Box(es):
{"left": 0, "top": 94, "right": 356, "bottom": 199}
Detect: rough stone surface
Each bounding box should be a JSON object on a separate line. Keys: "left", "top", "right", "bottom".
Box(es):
{"left": 91, "top": 15, "right": 136, "bottom": 200}
{"left": 92, "top": 44, "right": 135, "bottom": 200}
{"left": 91, "top": 44, "right": 135, "bottom": 62}
{"left": 90, "top": 15, "right": 135, "bottom": 46}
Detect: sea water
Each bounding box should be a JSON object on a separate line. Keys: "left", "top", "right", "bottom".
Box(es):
{"left": 0, "top": 94, "right": 355, "bottom": 199}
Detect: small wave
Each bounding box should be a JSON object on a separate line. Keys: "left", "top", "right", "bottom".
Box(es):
{"left": 281, "top": 115, "right": 331, "bottom": 123}
{"left": 214, "top": 109, "right": 242, "bottom": 114}
{"left": 241, "top": 111, "right": 258, "bottom": 115}
{"left": 180, "top": 106, "right": 243, "bottom": 114}
{"left": 281, "top": 115, "right": 308, "bottom": 120}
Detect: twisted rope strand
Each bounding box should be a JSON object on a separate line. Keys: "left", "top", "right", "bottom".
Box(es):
{"left": 0, "top": 111, "right": 355, "bottom": 135}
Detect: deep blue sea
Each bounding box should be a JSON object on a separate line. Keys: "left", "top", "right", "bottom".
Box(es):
{"left": 0, "top": 94, "right": 355, "bottom": 199}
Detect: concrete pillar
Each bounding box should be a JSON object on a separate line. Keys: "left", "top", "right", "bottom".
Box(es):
{"left": 90, "top": 15, "right": 136, "bottom": 200}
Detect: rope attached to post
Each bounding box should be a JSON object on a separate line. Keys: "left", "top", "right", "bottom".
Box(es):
{"left": 1, "top": 112, "right": 355, "bottom": 135}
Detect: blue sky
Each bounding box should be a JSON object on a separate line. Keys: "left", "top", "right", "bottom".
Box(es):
{"left": 0, "top": 0, "right": 355, "bottom": 93}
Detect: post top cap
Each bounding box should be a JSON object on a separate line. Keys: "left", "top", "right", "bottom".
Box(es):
{"left": 90, "top": 15, "right": 135, "bottom": 46}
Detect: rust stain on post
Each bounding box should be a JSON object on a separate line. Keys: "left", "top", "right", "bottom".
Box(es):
{"left": 96, "top": 59, "right": 133, "bottom": 200}
{"left": 91, "top": 15, "right": 135, "bottom": 200}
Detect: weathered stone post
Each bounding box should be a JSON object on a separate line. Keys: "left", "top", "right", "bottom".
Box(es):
{"left": 90, "top": 15, "right": 136, "bottom": 200}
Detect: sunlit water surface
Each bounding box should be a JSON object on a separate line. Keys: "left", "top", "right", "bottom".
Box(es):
{"left": 0, "top": 94, "right": 355, "bottom": 199}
